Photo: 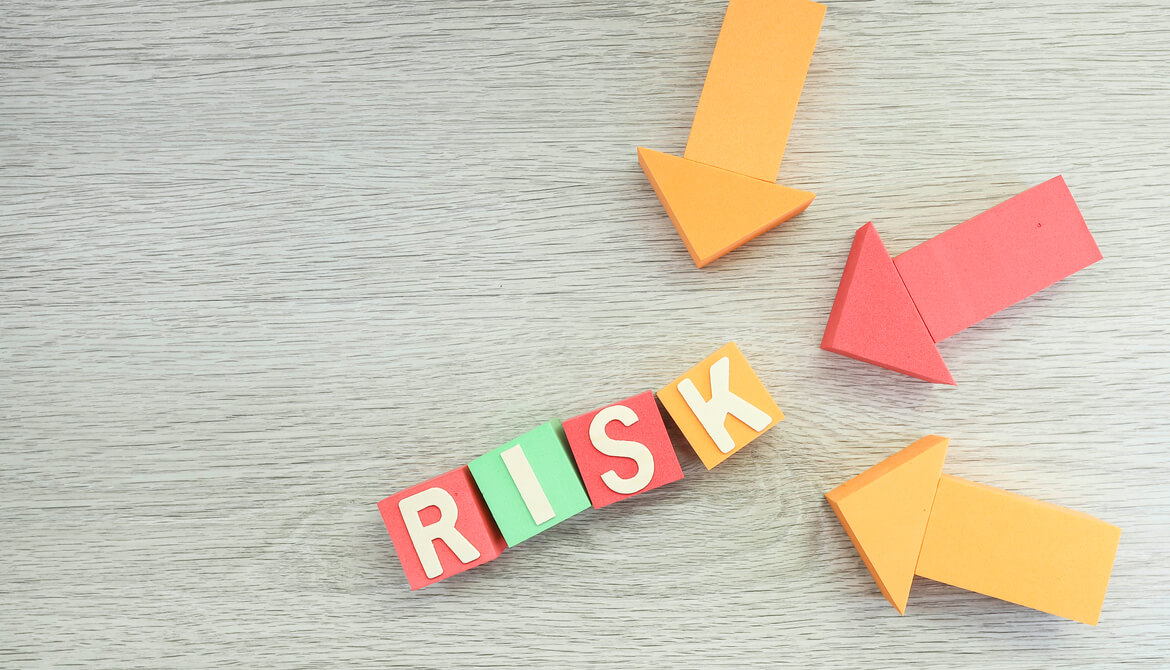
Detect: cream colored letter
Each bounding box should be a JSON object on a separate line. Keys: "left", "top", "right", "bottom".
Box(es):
{"left": 589, "top": 405, "right": 655, "bottom": 494}
{"left": 677, "top": 356, "right": 770, "bottom": 452}
{"left": 500, "top": 445, "right": 555, "bottom": 524}
{"left": 398, "top": 487, "right": 480, "bottom": 578}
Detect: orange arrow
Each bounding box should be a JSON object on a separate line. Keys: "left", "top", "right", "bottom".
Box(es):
{"left": 638, "top": 0, "right": 825, "bottom": 267}
{"left": 827, "top": 437, "right": 1121, "bottom": 625}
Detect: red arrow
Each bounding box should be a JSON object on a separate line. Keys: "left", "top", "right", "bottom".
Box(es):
{"left": 823, "top": 176, "right": 1102, "bottom": 384}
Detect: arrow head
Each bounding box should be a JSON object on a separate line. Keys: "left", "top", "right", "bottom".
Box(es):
{"left": 822, "top": 223, "right": 955, "bottom": 385}
{"left": 637, "top": 147, "right": 815, "bottom": 268}
{"left": 826, "top": 435, "right": 949, "bottom": 614}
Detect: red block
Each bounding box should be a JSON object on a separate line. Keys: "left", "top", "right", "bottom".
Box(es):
{"left": 822, "top": 223, "right": 954, "bottom": 385}
{"left": 894, "top": 176, "right": 1102, "bottom": 342}
{"left": 563, "top": 390, "right": 685, "bottom": 509}
{"left": 378, "top": 466, "right": 507, "bottom": 590}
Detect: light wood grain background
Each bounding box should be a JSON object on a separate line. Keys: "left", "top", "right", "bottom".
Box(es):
{"left": 3, "top": 0, "right": 1169, "bottom": 666}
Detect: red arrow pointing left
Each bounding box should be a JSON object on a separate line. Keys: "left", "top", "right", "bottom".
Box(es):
{"left": 823, "top": 176, "right": 1102, "bottom": 384}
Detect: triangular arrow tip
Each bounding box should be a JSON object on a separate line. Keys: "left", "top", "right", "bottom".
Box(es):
{"left": 637, "top": 147, "right": 814, "bottom": 268}
{"left": 822, "top": 222, "right": 955, "bottom": 385}
{"left": 826, "top": 435, "right": 949, "bottom": 614}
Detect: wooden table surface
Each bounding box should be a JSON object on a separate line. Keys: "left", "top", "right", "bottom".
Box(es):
{"left": 3, "top": 0, "right": 1169, "bottom": 666}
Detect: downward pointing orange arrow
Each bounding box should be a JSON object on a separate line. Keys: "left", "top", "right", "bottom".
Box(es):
{"left": 638, "top": 0, "right": 825, "bottom": 267}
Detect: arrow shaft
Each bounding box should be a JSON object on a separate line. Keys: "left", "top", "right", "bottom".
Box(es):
{"left": 915, "top": 474, "right": 1120, "bottom": 626}
{"left": 684, "top": 0, "right": 825, "bottom": 183}
{"left": 893, "top": 176, "right": 1102, "bottom": 342}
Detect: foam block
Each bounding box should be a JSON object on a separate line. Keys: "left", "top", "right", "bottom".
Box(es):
{"left": 825, "top": 436, "right": 949, "bottom": 613}
{"left": 684, "top": 0, "right": 826, "bottom": 182}
{"left": 468, "top": 420, "right": 592, "bottom": 547}
{"left": 657, "top": 342, "right": 784, "bottom": 469}
{"left": 894, "top": 176, "right": 1103, "bottom": 342}
{"left": 563, "top": 390, "right": 685, "bottom": 509}
{"left": 638, "top": 147, "right": 815, "bottom": 268}
{"left": 378, "top": 466, "right": 507, "bottom": 590}
{"left": 916, "top": 474, "right": 1121, "bottom": 625}
{"left": 821, "top": 223, "right": 954, "bottom": 385}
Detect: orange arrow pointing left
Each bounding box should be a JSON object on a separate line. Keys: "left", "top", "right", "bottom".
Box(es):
{"left": 827, "top": 437, "right": 1121, "bottom": 625}
{"left": 638, "top": 0, "right": 825, "bottom": 267}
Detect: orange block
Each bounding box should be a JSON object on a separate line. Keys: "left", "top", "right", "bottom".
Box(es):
{"left": 825, "top": 436, "right": 948, "bottom": 614}
{"left": 657, "top": 342, "right": 784, "bottom": 469}
{"left": 638, "top": 148, "right": 815, "bottom": 268}
{"left": 916, "top": 474, "right": 1121, "bottom": 625}
{"left": 685, "top": 0, "right": 827, "bottom": 182}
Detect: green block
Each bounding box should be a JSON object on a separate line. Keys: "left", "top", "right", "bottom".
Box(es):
{"left": 468, "top": 420, "right": 591, "bottom": 547}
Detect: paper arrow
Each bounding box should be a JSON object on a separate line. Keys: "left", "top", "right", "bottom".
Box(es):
{"left": 826, "top": 436, "right": 1121, "bottom": 625}
{"left": 637, "top": 0, "right": 825, "bottom": 268}
{"left": 822, "top": 176, "right": 1102, "bottom": 384}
